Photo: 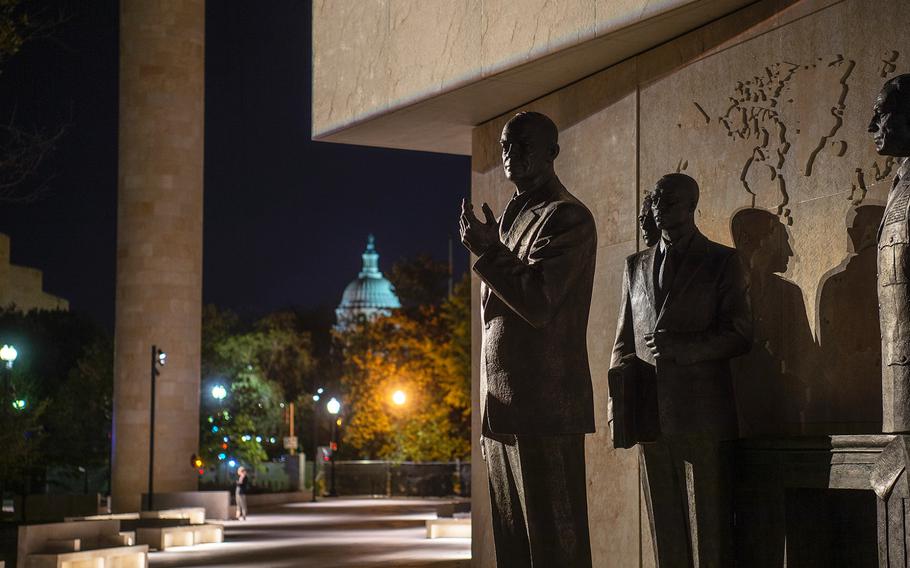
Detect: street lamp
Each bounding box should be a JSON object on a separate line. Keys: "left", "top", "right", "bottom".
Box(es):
{"left": 211, "top": 384, "right": 227, "bottom": 401}
{"left": 326, "top": 398, "right": 341, "bottom": 497}
{"left": 0, "top": 344, "right": 17, "bottom": 369}
{"left": 392, "top": 390, "right": 407, "bottom": 406}
{"left": 148, "top": 345, "right": 166, "bottom": 511}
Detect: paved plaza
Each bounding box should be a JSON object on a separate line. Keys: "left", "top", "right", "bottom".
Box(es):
{"left": 148, "top": 497, "right": 471, "bottom": 568}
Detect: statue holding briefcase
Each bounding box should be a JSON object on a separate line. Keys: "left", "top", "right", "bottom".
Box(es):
{"left": 610, "top": 173, "right": 752, "bottom": 567}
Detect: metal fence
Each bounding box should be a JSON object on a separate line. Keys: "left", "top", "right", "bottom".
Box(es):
{"left": 324, "top": 460, "right": 470, "bottom": 497}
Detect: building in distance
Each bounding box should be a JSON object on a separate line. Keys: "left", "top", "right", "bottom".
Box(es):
{"left": 0, "top": 233, "right": 68, "bottom": 312}
{"left": 335, "top": 234, "right": 400, "bottom": 328}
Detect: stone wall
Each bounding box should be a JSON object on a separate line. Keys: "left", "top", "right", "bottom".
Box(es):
{"left": 0, "top": 233, "right": 68, "bottom": 312}
{"left": 470, "top": 0, "right": 910, "bottom": 564}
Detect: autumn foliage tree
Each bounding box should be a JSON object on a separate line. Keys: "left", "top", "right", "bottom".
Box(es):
{"left": 336, "top": 273, "right": 470, "bottom": 462}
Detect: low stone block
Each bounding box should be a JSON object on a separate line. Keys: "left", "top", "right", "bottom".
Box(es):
{"left": 25, "top": 544, "right": 148, "bottom": 568}
{"left": 426, "top": 518, "right": 471, "bottom": 539}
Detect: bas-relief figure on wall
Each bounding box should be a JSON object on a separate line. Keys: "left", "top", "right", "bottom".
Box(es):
{"left": 870, "top": 74, "right": 910, "bottom": 433}
{"left": 611, "top": 173, "right": 752, "bottom": 566}
{"left": 817, "top": 205, "right": 884, "bottom": 430}
{"left": 460, "top": 111, "right": 597, "bottom": 567}
{"left": 730, "top": 209, "right": 815, "bottom": 435}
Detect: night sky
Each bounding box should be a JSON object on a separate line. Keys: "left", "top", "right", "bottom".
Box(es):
{"left": 0, "top": 1, "right": 470, "bottom": 330}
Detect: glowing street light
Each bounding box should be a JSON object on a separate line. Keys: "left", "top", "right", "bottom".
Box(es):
{"left": 0, "top": 344, "right": 17, "bottom": 369}
{"left": 326, "top": 397, "right": 341, "bottom": 415}
{"left": 392, "top": 390, "right": 407, "bottom": 406}
{"left": 211, "top": 384, "right": 227, "bottom": 401}
{"left": 11, "top": 398, "right": 26, "bottom": 410}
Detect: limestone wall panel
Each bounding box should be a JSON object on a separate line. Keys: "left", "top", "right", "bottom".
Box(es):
{"left": 470, "top": 0, "right": 910, "bottom": 564}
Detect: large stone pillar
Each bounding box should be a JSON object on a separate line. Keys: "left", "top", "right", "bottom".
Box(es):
{"left": 112, "top": 0, "right": 204, "bottom": 512}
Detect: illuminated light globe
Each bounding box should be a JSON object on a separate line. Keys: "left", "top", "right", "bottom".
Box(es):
{"left": 211, "top": 384, "right": 227, "bottom": 400}
{"left": 326, "top": 397, "right": 341, "bottom": 415}
{"left": 0, "top": 344, "right": 17, "bottom": 369}
{"left": 228, "top": 459, "right": 236, "bottom": 468}
{"left": 392, "top": 390, "right": 407, "bottom": 406}
{"left": 255, "top": 436, "right": 262, "bottom": 443}
{"left": 11, "top": 399, "right": 26, "bottom": 410}
{"left": 218, "top": 453, "right": 226, "bottom": 460}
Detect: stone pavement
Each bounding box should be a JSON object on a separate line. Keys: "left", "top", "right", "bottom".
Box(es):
{"left": 148, "top": 497, "right": 471, "bottom": 568}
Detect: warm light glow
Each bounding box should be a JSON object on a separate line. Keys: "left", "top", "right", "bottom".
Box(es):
{"left": 0, "top": 344, "right": 17, "bottom": 368}
{"left": 326, "top": 397, "right": 341, "bottom": 415}
{"left": 392, "top": 390, "right": 407, "bottom": 406}
{"left": 211, "top": 384, "right": 227, "bottom": 400}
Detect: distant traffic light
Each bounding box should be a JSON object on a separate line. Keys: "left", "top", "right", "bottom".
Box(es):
{"left": 190, "top": 453, "right": 203, "bottom": 469}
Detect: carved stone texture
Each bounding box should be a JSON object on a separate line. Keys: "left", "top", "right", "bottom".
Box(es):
{"left": 872, "top": 435, "right": 910, "bottom": 567}
{"left": 870, "top": 74, "right": 910, "bottom": 433}
{"left": 611, "top": 173, "right": 752, "bottom": 566}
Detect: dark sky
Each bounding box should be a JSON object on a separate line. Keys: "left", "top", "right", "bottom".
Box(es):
{"left": 0, "top": 0, "right": 470, "bottom": 330}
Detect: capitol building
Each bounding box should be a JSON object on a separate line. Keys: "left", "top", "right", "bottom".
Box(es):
{"left": 335, "top": 235, "right": 401, "bottom": 328}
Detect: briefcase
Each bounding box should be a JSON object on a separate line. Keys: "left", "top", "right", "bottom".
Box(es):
{"left": 607, "top": 354, "right": 659, "bottom": 449}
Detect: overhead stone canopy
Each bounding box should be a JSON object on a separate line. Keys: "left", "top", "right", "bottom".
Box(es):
{"left": 311, "top": 0, "right": 754, "bottom": 155}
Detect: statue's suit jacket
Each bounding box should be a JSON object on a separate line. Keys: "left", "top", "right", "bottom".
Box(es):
{"left": 474, "top": 181, "right": 597, "bottom": 436}
{"left": 611, "top": 231, "right": 752, "bottom": 441}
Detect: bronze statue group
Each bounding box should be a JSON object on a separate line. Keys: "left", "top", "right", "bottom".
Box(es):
{"left": 459, "top": 74, "right": 910, "bottom": 567}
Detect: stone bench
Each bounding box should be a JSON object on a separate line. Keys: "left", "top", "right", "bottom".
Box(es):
{"left": 425, "top": 517, "right": 471, "bottom": 539}
{"left": 24, "top": 545, "right": 148, "bottom": 568}
{"left": 17, "top": 519, "right": 147, "bottom": 568}
{"left": 139, "top": 507, "right": 206, "bottom": 525}
{"left": 135, "top": 523, "right": 223, "bottom": 551}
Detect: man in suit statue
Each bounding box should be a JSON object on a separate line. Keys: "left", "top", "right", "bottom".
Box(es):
{"left": 870, "top": 74, "right": 910, "bottom": 433}
{"left": 611, "top": 173, "right": 751, "bottom": 566}
{"left": 459, "top": 111, "right": 597, "bottom": 567}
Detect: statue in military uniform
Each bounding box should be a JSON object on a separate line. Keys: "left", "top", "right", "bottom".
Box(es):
{"left": 870, "top": 74, "right": 910, "bottom": 433}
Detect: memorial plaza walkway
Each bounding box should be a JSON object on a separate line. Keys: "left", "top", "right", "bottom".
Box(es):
{"left": 148, "top": 497, "right": 471, "bottom": 568}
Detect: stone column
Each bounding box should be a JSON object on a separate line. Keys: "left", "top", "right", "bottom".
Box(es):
{"left": 112, "top": 0, "right": 204, "bottom": 513}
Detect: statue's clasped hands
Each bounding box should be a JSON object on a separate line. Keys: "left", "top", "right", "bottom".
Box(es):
{"left": 460, "top": 198, "right": 499, "bottom": 256}
{"left": 644, "top": 330, "right": 681, "bottom": 360}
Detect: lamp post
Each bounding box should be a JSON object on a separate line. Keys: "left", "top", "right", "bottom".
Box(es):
{"left": 1, "top": 344, "right": 17, "bottom": 393}
{"left": 326, "top": 397, "right": 341, "bottom": 497}
{"left": 311, "top": 387, "right": 323, "bottom": 502}
{"left": 148, "top": 345, "right": 166, "bottom": 511}
{"left": 0, "top": 344, "right": 16, "bottom": 502}
{"left": 0, "top": 344, "right": 17, "bottom": 369}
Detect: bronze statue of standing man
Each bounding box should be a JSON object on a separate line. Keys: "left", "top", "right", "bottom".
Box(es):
{"left": 459, "top": 111, "right": 597, "bottom": 567}
{"left": 611, "top": 173, "right": 752, "bottom": 566}
{"left": 870, "top": 74, "right": 910, "bottom": 433}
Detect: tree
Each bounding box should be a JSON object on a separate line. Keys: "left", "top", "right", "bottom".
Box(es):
{"left": 0, "top": 307, "right": 112, "bottom": 492}
{"left": 199, "top": 306, "right": 317, "bottom": 469}
{"left": 0, "top": 0, "right": 68, "bottom": 203}
{"left": 336, "top": 273, "right": 471, "bottom": 462}
{"left": 388, "top": 254, "right": 450, "bottom": 310}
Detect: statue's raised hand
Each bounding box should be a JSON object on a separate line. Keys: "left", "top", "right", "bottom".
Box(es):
{"left": 459, "top": 198, "right": 498, "bottom": 256}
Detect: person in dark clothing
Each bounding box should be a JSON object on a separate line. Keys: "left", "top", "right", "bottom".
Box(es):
{"left": 235, "top": 466, "right": 250, "bottom": 520}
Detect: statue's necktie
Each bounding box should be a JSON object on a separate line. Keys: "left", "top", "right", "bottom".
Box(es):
{"left": 657, "top": 244, "right": 677, "bottom": 306}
